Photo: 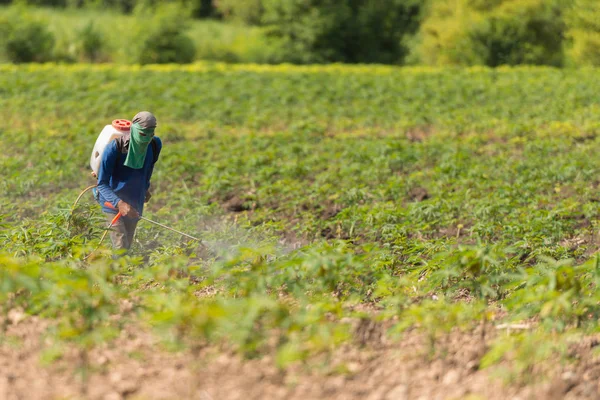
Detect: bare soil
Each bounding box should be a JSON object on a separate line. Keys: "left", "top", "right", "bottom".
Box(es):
{"left": 2, "top": 314, "right": 599, "bottom": 400}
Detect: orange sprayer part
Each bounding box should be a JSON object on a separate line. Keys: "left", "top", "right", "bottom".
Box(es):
{"left": 110, "top": 212, "right": 122, "bottom": 225}
{"left": 104, "top": 202, "right": 121, "bottom": 224}
{"left": 112, "top": 119, "right": 132, "bottom": 132}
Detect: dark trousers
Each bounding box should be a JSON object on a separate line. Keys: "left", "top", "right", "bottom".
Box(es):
{"left": 104, "top": 212, "right": 139, "bottom": 250}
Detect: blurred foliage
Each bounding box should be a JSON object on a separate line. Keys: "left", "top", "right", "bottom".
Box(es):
{"left": 261, "top": 0, "right": 423, "bottom": 64}
{"left": 0, "top": 5, "right": 270, "bottom": 64}
{"left": 134, "top": 4, "right": 196, "bottom": 64}
{"left": 7, "top": 0, "right": 600, "bottom": 65}
{"left": 415, "top": 0, "right": 565, "bottom": 67}
{"left": 7, "top": 0, "right": 217, "bottom": 16}
{"left": 77, "top": 21, "right": 105, "bottom": 62}
{"left": 566, "top": 0, "right": 600, "bottom": 66}
{"left": 215, "top": 0, "right": 263, "bottom": 25}
{"left": 0, "top": 7, "right": 55, "bottom": 63}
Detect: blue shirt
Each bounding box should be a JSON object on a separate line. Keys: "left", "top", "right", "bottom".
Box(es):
{"left": 96, "top": 137, "right": 162, "bottom": 216}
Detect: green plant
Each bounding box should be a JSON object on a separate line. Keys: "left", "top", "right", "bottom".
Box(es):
{"left": 566, "top": 0, "right": 600, "bottom": 66}
{"left": 261, "top": 0, "right": 423, "bottom": 64}
{"left": 481, "top": 331, "right": 570, "bottom": 384}
{"left": 415, "top": 0, "right": 565, "bottom": 66}
{"left": 135, "top": 5, "right": 196, "bottom": 64}
{"left": 3, "top": 10, "right": 55, "bottom": 63}
{"left": 78, "top": 21, "right": 105, "bottom": 62}
{"left": 215, "top": 0, "right": 264, "bottom": 25}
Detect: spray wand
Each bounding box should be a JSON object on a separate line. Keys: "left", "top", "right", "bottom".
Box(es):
{"left": 71, "top": 185, "right": 203, "bottom": 260}
{"left": 103, "top": 202, "right": 202, "bottom": 242}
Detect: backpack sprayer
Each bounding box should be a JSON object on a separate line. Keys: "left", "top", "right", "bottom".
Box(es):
{"left": 69, "top": 119, "right": 202, "bottom": 259}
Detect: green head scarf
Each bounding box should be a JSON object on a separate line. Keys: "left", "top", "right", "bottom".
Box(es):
{"left": 124, "top": 111, "right": 157, "bottom": 169}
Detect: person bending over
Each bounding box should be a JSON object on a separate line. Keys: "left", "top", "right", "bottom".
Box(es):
{"left": 96, "top": 111, "right": 162, "bottom": 250}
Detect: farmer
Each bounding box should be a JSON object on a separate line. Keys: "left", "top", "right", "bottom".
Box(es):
{"left": 95, "top": 111, "right": 162, "bottom": 251}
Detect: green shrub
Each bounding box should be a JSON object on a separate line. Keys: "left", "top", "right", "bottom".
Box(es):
{"left": 345, "top": 0, "right": 423, "bottom": 64}
{"left": 86, "top": 0, "right": 215, "bottom": 17}
{"left": 569, "top": 31, "right": 600, "bottom": 66}
{"left": 77, "top": 21, "right": 106, "bottom": 62}
{"left": 14, "top": 0, "right": 217, "bottom": 17}
{"left": 3, "top": 12, "right": 55, "bottom": 63}
{"left": 261, "top": 0, "right": 423, "bottom": 64}
{"left": 134, "top": 5, "right": 196, "bottom": 64}
{"left": 190, "top": 0, "right": 216, "bottom": 18}
{"left": 80, "top": 0, "right": 137, "bottom": 13}
{"left": 3, "top": 0, "right": 69, "bottom": 6}
{"left": 215, "top": 0, "right": 264, "bottom": 25}
{"left": 566, "top": 0, "right": 600, "bottom": 66}
{"left": 260, "top": 0, "right": 349, "bottom": 64}
{"left": 0, "top": 13, "right": 11, "bottom": 43}
{"left": 415, "top": 0, "right": 565, "bottom": 67}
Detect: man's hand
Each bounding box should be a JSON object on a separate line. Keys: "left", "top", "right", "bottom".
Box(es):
{"left": 117, "top": 201, "right": 139, "bottom": 219}
{"left": 145, "top": 190, "right": 152, "bottom": 203}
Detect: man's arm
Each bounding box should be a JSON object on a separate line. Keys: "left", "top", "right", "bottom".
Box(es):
{"left": 97, "top": 141, "right": 122, "bottom": 209}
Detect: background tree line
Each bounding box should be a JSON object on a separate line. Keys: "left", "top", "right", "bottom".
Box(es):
{"left": 2, "top": 0, "right": 600, "bottom": 66}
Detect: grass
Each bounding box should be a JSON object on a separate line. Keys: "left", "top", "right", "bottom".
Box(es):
{"left": 2, "top": 63, "right": 600, "bottom": 387}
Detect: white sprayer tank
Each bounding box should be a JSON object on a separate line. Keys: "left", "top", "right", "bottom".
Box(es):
{"left": 90, "top": 119, "right": 132, "bottom": 177}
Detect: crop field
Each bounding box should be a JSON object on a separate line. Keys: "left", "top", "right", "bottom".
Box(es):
{"left": 3, "top": 64, "right": 600, "bottom": 399}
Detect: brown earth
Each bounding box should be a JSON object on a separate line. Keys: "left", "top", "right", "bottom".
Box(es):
{"left": 3, "top": 313, "right": 599, "bottom": 400}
